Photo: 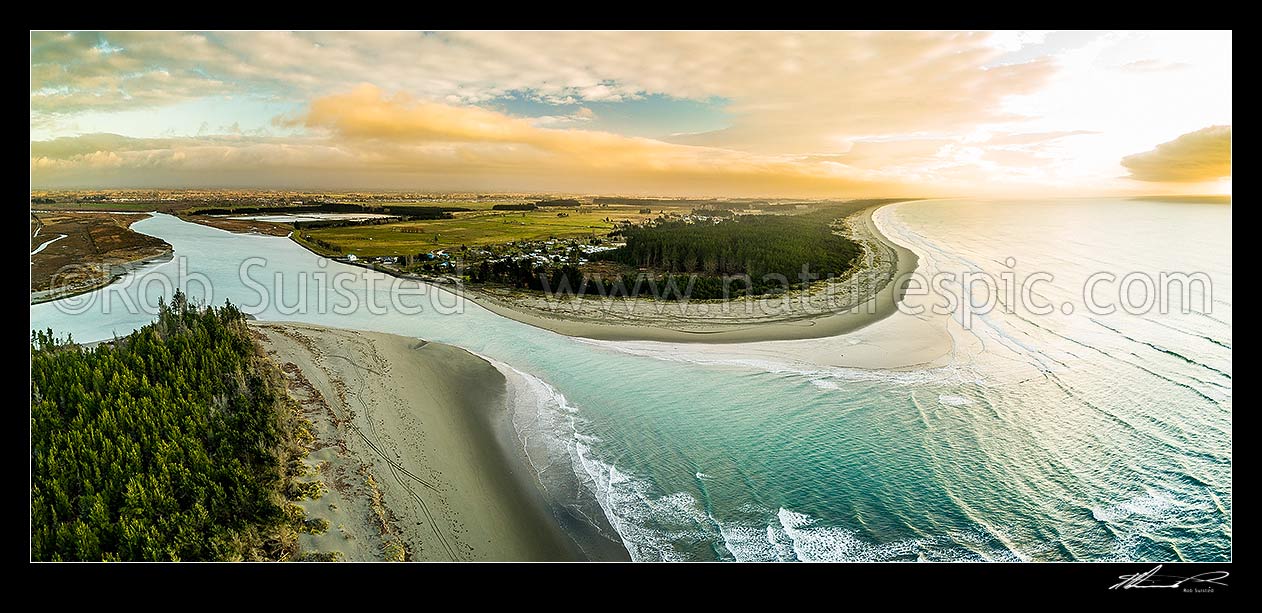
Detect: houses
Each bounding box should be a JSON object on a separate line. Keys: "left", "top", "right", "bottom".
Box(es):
{"left": 341, "top": 253, "right": 399, "bottom": 265}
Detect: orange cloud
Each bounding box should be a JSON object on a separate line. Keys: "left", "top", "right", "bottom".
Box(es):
{"left": 268, "top": 84, "right": 902, "bottom": 194}
{"left": 1121, "top": 125, "right": 1232, "bottom": 182}
{"left": 31, "top": 87, "right": 910, "bottom": 197}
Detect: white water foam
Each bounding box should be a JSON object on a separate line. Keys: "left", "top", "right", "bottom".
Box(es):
{"left": 481, "top": 357, "right": 628, "bottom": 553}
{"left": 483, "top": 357, "right": 735, "bottom": 561}
{"left": 1090, "top": 488, "right": 1219, "bottom": 561}
{"left": 709, "top": 506, "right": 1033, "bottom": 562}
{"left": 713, "top": 520, "right": 794, "bottom": 562}
{"left": 938, "top": 394, "right": 974, "bottom": 407}
{"left": 490, "top": 359, "right": 579, "bottom": 482}
{"left": 777, "top": 508, "right": 923, "bottom": 561}
{"left": 483, "top": 354, "right": 1043, "bottom": 562}
{"left": 574, "top": 441, "right": 721, "bottom": 561}
{"left": 1092, "top": 489, "right": 1199, "bottom": 524}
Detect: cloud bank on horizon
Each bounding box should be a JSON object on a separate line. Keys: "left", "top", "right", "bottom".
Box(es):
{"left": 30, "top": 30, "right": 1232, "bottom": 197}
{"left": 1121, "top": 125, "right": 1232, "bottom": 183}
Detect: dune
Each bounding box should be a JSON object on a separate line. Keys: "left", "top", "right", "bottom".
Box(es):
{"left": 251, "top": 321, "right": 589, "bottom": 561}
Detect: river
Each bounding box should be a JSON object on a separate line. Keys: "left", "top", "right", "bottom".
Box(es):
{"left": 30, "top": 198, "right": 1232, "bottom": 561}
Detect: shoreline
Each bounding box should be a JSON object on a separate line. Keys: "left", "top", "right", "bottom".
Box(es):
{"left": 251, "top": 321, "right": 611, "bottom": 561}
{"left": 463, "top": 201, "right": 920, "bottom": 343}
{"left": 30, "top": 211, "right": 174, "bottom": 305}
{"left": 30, "top": 249, "right": 174, "bottom": 305}
{"left": 285, "top": 200, "right": 923, "bottom": 344}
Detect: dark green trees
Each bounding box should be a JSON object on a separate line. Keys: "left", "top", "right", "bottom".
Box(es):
{"left": 31, "top": 293, "right": 312, "bottom": 561}
{"left": 600, "top": 214, "right": 861, "bottom": 288}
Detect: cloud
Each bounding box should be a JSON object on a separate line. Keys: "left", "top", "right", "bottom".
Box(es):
{"left": 26, "top": 86, "right": 1182, "bottom": 198}
{"left": 1121, "top": 125, "right": 1231, "bottom": 182}
{"left": 649, "top": 31, "right": 1056, "bottom": 152}
{"left": 1119, "top": 59, "right": 1191, "bottom": 73}
{"left": 985, "top": 30, "right": 1053, "bottom": 53}
{"left": 986, "top": 130, "right": 1100, "bottom": 145}
{"left": 30, "top": 32, "right": 233, "bottom": 114}
{"left": 530, "top": 106, "right": 598, "bottom": 127}
{"left": 29, "top": 31, "right": 1231, "bottom": 195}
{"left": 983, "top": 148, "right": 1049, "bottom": 167}
{"left": 32, "top": 31, "right": 1054, "bottom": 154}
{"left": 284, "top": 84, "right": 818, "bottom": 174}
{"left": 31, "top": 86, "right": 910, "bottom": 196}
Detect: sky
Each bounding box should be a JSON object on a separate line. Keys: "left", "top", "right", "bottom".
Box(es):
{"left": 30, "top": 30, "right": 1232, "bottom": 197}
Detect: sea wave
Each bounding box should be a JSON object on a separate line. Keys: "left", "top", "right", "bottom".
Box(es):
{"left": 1089, "top": 488, "right": 1220, "bottom": 562}
{"left": 575, "top": 441, "right": 718, "bottom": 561}
{"left": 938, "top": 394, "right": 974, "bottom": 407}
{"left": 716, "top": 507, "right": 1033, "bottom": 562}
{"left": 555, "top": 434, "right": 1049, "bottom": 562}
{"left": 1091, "top": 489, "right": 1202, "bottom": 525}
{"left": 482, "top": 357, "right": 628, "bottom": 557}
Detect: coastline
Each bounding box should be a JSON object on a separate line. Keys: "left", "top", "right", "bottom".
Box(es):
{"left": 464, "top": 201, "right": 921, "bottom": 343}
{"left": 279, "top": 200, "right": 924, "bottom": 344}
{"left": 30, "top": 211, "right": 173, "bottom": 305}
{"left": 251, "top": 321, "right": 605, "bottom": 561}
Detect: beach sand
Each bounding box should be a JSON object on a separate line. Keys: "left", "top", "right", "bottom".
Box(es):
{"left": 580, "top": 307, "right": 956, "bottom": 372}
{"left": 251, "top": 321, "right": 590, "bottom": 561}
{"left": 463, "top": 203, "right": 923, "bottom": 344}
{"left": 553, "top": 201, "right": 959, "bottom": 371}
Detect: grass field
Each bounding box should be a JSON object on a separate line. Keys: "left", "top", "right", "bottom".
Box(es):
{"left": 31, "top": 202, "right": 179, "bottom": 213}
{"left": 336, "top": 200, "right": 505, "bottom": 211}
{"left": 299, "top": 205, "right": 690, "bottom": 257}
{"left": 31, "top": 199, "right": 510, "bottom": 214}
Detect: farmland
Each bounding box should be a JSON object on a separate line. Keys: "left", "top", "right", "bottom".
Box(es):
{"left": 297, "top": 205, "right": 688, "bottom": 257}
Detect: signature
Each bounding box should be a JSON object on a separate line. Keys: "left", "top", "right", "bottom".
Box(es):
{"left": 1110, "top": 565, "right": 1229, "bottom": 590}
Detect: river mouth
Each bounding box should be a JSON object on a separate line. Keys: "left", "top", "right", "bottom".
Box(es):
{"left": 30, "top": 199, "right": 1232, "bottom": 562}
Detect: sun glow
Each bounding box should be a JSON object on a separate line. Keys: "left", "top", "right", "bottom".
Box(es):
{"left": 30, "top": 31, "right": 1231, "bottom": 196}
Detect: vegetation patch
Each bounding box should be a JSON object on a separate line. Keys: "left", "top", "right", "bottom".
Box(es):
{"left": 31, "top": 293, "right": 325, "bottom": 561}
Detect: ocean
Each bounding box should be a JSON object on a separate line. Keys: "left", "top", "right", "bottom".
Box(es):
{"left": 30, "top": 198, "right": 1232, "bottom": 561}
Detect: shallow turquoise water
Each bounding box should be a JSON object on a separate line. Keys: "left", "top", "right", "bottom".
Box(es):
{"left": 30, "top": 198, "right": 1232, "bottom": 561}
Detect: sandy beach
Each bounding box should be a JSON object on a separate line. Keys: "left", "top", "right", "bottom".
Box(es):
{"left": 251, "top": 321, "right": 595, "bottom": 561}
{"left": 463, "top": 202, "right": 922, "bottom": 344}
